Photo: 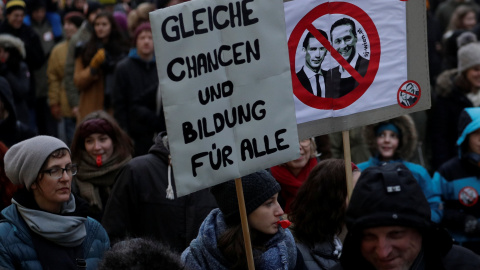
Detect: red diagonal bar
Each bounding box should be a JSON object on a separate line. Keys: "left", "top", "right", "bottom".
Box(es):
{"left": 399, "top": 89, "right": 420, "bottom": 98}
{"left": 306, "top": 24, "right": 365, "bottom": 84}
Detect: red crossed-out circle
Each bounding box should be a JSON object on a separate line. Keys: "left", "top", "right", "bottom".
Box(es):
{"left": 397, "top": 80, "right": 421, "bottom": 109}
{"left": 458, "top": 186, "right": 478, "bottom": 207}
{"left": 289, "top": 2, "right": 380, "bottom": 110}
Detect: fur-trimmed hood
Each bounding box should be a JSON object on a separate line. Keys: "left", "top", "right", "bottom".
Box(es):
{"left": 0, "top": 34, "right": 26, "bottom": 59}
{"left": 363, "top": 114, "right": 417, "bottom": 160}
{"left": 435, "top": 68, "right": 457, "bottom": 98}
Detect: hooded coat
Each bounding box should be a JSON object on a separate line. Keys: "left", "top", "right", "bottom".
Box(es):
{"left": 433, "top": 108, "right": 480, "bottom": 251}
{"left": 431, "top": 69, "right": 474, "bottom": 170}
{"left": 0, "top": 17, "right": 45, "bottom": 114}
{"left": 358, "top": 115, "right": 443, "bottom": 223}
{"left": 101, "top": 132, "right": 218, "bottom": 251}
{"left": 333, "top": 163, "right": 480, "bottom": 270}
{"left": 0, "top": 18, "right": 45, "bottom": 71}
{"left": 0, "top": 77, "right": 35, "bottom": 147}
{"left": 0, "top": 34, "right": 31, "bottom": 125}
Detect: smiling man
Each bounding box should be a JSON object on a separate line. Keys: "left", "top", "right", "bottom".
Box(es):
{"left": 296, "top": 28, "right": 333, "bottom": 98}
{"left": 332, "top": 163, "right": 480, "bottom": 270}
{"left": 329, "top": 18, "right": 369, "bottom": 98}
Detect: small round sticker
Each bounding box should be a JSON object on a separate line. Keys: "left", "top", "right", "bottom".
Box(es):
{"left": 397, "top": 80, "right": 421, "bottom": 109}
{"left": 459, "top": 186, "right": 478, "bottom": 207}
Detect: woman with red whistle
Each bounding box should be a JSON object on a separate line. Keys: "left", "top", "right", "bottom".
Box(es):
{"left": 289, "top": 159, "right": 360, "bottom": 270}
{"left": 182, "top": 170, "right": 307, "bottom": 270}
{"left": 71, "top": 110, "right": 133, "bottom": 221}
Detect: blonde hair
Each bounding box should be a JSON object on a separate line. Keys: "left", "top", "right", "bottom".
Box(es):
{"left": 127, "top": 3, "right": 155, "bottom": 36}
{"left": 281, "top": 138, "right": 317, "bottom": 167}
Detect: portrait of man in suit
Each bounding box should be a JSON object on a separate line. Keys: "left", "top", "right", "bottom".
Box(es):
{"left": 399, "top": 82, "right": 419, "bottom": 107}
{"left": 296, "top": 29, "right": 332, "bottom": 98}
{"left": 330, "top": 18, "right": 369, "bottom": 98}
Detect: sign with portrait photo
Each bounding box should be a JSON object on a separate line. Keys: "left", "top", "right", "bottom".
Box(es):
{"left": 284, "top": 0, "right": 431, "bottom": 139}
{"left": 150, "top": 0, "right": 300, "bottom": 197}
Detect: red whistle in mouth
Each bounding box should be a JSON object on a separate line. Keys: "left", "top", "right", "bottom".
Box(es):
{"left": 96, "top": 155, "right": 102, "bottom": 167}
{"left": 277, "top": 220, "right": 291, "bottom": 229}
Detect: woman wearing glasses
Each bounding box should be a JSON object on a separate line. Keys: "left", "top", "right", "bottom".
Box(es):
{"left": 0, "top": 135, "right": 110, "bottom": 269}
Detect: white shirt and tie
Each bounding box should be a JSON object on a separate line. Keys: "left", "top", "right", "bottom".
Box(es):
{"left": 338, "top": 53, "right": 359, "bottom": 79}
{"left": 303, "top": 67, "right": 326, "bottom": 97}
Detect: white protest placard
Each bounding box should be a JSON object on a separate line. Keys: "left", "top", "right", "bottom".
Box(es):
{"left": 284, "top": 0, "right": 430, "bottom": 138}
{"left": 150, "top": 0, "right": 299, "bottom": 197}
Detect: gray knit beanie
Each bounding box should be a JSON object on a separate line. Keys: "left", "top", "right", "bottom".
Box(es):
{"left": 458, "top": 42, "right": 480, "bottom": 74}
{"left": 456, "top": 31, "right": 477, "bottom": 49}
{"left": 210, "top": 170, "right": 281, "bottom": 226}
{"left": 5, "top": 136, "right": 69, "bottom": 189}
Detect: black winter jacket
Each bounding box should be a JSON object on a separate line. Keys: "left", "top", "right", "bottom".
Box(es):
{"left": 431, "top": 70, "right": 473, "bottom": 170}
{"left": 0, "top": 21, "right": 45, "bottom": 71}
{"left": 113, "top": 49, "right": 158, "bottom": 132}
{"left": 0, "top": 20, "right": 45, "bottom": 107}
{"left": 101, "top": 132, "right": 217, "bottom": 251}
{"left": 0, "top": 77, "right": 35, "bottom": 147}
{"left": 113, "top": 49, "right": 160, "bottom": 156}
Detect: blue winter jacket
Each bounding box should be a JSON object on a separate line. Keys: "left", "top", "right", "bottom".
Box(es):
{"left": 0, "top": 204, "right": 110, "bottom": 269}
{"left": 433, "top": 107, "right": 480, "bottom": 246}
{"left": 358, "top": 157, "right": 443, "bottom": 223}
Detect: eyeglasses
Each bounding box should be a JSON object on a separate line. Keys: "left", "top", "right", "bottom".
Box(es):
{"left": 41, "top": 164, "right": 78, "bottom": 180}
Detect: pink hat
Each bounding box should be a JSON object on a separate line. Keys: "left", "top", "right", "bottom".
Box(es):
{"left": 133, "top": 22, "right": 151, "bottom": 46}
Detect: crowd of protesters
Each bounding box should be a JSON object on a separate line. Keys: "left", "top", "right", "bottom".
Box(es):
{"left": 1, "top": 0, "right": 480, "bottom": 269}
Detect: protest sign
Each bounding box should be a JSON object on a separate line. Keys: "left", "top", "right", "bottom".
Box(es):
{"left": 284, "top": 0, "right": 430, "bottom": 139}
{"left": 150, "top": 0, "right": 299, "bottom": 197}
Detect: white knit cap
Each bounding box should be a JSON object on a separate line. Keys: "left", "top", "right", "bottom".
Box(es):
{"left": 458, "top": 42, "right": 480, "bottom": 74}
{"left": 5, "top": 136, "right": 69, "bottom": 189}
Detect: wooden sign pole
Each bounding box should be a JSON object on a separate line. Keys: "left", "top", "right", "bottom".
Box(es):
{"left": 235, "top": 178, "right": 255, "bottom": 270}
{"left": 342, "top": 130, "right": 354, "bottom": 200}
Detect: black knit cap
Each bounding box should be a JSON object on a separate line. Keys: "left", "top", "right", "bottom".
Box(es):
{"left": 210, "top": 170, "right": 281, "bottom": 226}
{"left": 345, "top": 162, "right": 431, "bottom": 232}
{"left": 86, "top": 1, "right": 103, "bottom": 19}
{"left": 25, "top": 0, "right": 45, "bottom": 14}
{"left": 340, "top": 162, "right": 453, "bottom": 269}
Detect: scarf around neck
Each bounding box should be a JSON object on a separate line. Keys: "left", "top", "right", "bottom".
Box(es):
{"left": 75, "top": 151, "right": 131, "bottom": 184}
{"left": 271, "top": 157, "right": 318, "bottom": 212}
{"left": 75, "top": 151, "right": 131, "bottom": 210}
{"left": 182, "top": 209, "right": 298, "bottom": 270}
{"left": 12, "top": 195, "right": 87, "bottom": 247}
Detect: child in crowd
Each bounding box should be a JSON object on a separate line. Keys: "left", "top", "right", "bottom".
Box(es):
{"left": 358, "top": 115, "right": 443, "bottom": 223}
